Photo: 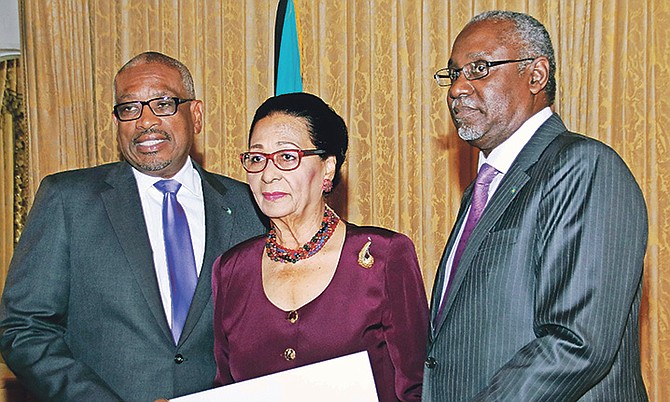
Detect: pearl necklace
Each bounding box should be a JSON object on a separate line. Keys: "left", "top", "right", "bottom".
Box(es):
{"left": 265, "top": 206, "right": 340, "bottom": 264}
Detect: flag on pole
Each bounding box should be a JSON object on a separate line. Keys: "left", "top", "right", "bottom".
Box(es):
{"left": 274, "top": 0, "right": 303, "bottom": 95}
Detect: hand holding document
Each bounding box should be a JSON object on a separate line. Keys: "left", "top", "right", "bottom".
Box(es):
{"left": 170, "top": 351, "right": 379, "bottom": 401}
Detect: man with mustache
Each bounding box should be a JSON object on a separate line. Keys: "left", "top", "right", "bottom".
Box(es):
{"left": 0, "top": 52, "right": 266, "bottom": 401}
{"left": 424, "top": 11, "right": 648, "bottom": 401}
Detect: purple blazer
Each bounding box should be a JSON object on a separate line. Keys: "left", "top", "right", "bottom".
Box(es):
{"left": 212, "top": 223, "right": 429, "bottom": 401}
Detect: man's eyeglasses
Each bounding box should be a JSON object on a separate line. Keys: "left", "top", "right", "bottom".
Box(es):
{"left": 433, "top": 58, "right": 535, "bottom": 87}
{"left": 113, "top": 97, "right": 193, "bottom": 121}
{"left": 240, "top": 149, "right": 326, "bottom": 173}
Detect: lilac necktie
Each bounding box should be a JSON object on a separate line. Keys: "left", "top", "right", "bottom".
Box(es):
{"left": 154, "top": 179, "right": 198, "bottom": 344}
{"left": 435, "top": 163, "right": 499, "bottom": 323}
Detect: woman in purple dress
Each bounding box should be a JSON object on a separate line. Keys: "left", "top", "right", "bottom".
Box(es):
{"left": 212, "top": 92, "right": 429, "bottom": 401}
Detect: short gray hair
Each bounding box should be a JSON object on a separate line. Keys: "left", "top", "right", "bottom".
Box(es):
{"left": 114, "top": 51, "right": 196, "bottom": 99}
{"left": 470, "top": 11, "right": 556, "bottom": 105}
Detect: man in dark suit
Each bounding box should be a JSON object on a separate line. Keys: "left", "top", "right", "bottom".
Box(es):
{"left": 0, "top": 52, "right": 266, "bottom": 401}
{"left": 424, "top": 11, "right": 648, "bottom": 401}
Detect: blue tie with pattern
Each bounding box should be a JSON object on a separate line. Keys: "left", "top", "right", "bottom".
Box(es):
{"left": 154, "top": 179, "right": 198, "bottom": 344}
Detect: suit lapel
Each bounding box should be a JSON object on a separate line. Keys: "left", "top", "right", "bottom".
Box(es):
{"left": 101, "top": 162, "right": 173, "bottom": 341}
{"left": 432, "top": 114, "right": 568, "bottom": 335}
{"left": 178, "top": 165, "right": 234, "bottom": 345}
{"left": 430, "top": 187, "right": 472, "bottom": 328}
{"left": 432, "top": 169, "right": 530, "bottom": 333}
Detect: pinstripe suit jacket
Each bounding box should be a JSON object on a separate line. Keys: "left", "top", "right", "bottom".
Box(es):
{"left": 423, "top": 114, "right": 648, "bottom": 401}
{"left": 0, "top": 161, "right": 267, "bottom": 401}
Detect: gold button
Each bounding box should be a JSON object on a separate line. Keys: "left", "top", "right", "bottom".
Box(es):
{"left": 283, "top": 348, "right": 296, "bottom": 361}
{"left": 287, "top": 310, "right": 299, "bottom": 323}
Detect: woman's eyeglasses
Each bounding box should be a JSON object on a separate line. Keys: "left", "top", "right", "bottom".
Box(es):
{"left": 240, "top": 149, "right": 326, "bottom": 173}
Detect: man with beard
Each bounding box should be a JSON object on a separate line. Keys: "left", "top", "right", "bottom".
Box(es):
{"left": 0, "top": 52, "right": 266, "bottom": 401}
{"left": 424, "top": 11, "right": 648, "bottom": 401}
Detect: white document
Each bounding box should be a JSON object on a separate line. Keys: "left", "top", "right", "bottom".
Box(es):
{"left": 171, "top": 351, "right": 379, "bottom": 402}
{"left": 0, "top": 0, "right": 21, "bottom": 60}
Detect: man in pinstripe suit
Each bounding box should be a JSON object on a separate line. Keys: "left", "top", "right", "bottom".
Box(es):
{"left": 424, "top": 11, "right": 648, "bottom": 401}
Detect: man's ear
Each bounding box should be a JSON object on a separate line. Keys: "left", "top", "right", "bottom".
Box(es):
{"left": 191, "top": 100, "right": 204, "bottom": 134}
{"left": 112, "top": 111, "right": 119, "bottom": 128}
{"left": 528, "top": 56, "right": 550, "bottom": 95}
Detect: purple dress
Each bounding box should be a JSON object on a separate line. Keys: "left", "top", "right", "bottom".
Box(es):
{"left": 212, "top": 223, "right": 429, "bottom": 401}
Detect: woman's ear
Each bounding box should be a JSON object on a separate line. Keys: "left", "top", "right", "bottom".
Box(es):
{"left": 324, "top": 155, "right": 337, "bottom": 181}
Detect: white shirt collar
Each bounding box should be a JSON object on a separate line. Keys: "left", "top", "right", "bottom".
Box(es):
{"left": 132, "top": 156, "right": 201, "bottom": 197}
{"left": 479, "top": 107, "right": 553, "bottom": 173}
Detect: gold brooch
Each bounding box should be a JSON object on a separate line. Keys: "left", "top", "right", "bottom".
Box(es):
{"left": 358, "top": 237, "right": 374, "bottom": 269}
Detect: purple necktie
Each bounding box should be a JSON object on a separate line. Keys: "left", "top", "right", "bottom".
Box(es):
{"left": 435, "top": 163, "right": 499, "bottom": 323}
{"left": 154, "top": 179, "right": 198, "bottom": 344}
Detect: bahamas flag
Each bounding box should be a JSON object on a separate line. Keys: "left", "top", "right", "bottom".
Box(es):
{"left": 274, "top": 0, "right": 303, "bottom": 95}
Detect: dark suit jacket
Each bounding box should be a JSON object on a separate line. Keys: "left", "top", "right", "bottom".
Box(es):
{"left": 0, "top": 161, "right": 267, "bottom": 401}
{"left": 423, "top": 114, "right": 648, "bottom": 401}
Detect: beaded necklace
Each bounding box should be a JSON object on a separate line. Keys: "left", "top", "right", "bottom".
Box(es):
{"left": 266, "top": 205, "right": 340, "bottom": 264}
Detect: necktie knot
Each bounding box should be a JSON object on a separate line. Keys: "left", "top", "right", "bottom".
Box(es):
{"left": 154, "top": 179, "right": 182, "bottom": 195}
{"left": 469, "top": 163, "right": 499, "bottom": 223}
{"left": 475, "top": 163, "right": 499, "bottom": 187}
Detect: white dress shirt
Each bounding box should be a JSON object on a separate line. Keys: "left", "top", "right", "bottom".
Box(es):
{"left": 132, "top": 156, "right": 206, "bottom": 328}
{"left": 438, "top": 107, "right": 553, "bottom": 304}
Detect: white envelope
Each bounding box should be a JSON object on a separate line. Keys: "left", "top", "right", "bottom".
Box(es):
{"left": 171, "top": 351, "right": 379, "bottom": 401}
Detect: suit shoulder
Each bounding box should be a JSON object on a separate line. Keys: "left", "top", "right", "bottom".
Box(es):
{"left": 539, "top": 131, "right": 644, "bottom": 203}
{"left": 38, "top": 162, "right": 123, "bottom": 189}
{"left": 538, "top": 131, "right": 635, "bottom": 180}
{"left": 555, "top": 131, "right": 626, "bottom": 161}
{"left": 44, "top": 162, "right": 118, "bottom": 178}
